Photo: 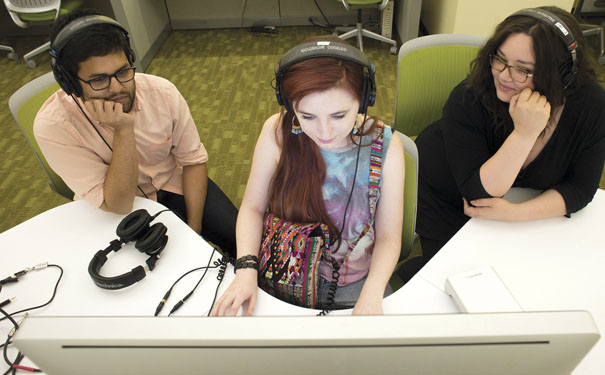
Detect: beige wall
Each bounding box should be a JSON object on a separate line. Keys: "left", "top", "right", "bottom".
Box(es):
{"left": 422, "top": 0, "right": 574, "bottom": 37}
{"left": 114, "top": 0, "right": 169, "bottom": 58}
{"left": 110, "top": 0, "right": 170, "bottom": 71}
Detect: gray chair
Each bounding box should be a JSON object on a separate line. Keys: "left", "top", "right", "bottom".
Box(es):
{"left": 3, "top": 0, "right": 83, "bottom": 68}
{"left": 8, "top": 71, "right": 74, "bottom": 200}
{"left": 574, "top": 0, "right": 605, "bottom": 65}
{"left": 336, "top": 0, "right": 398, "bottom": 54}
{"left": 1, "top": 38, "right": 18, "bottom": 60}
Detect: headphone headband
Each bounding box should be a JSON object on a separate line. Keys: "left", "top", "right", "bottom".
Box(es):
{"left": 276, "top": 41, "right": 375, "bottom": 75}
{"left": 508, "top": 8, "right": 578, "bottom": 88}
{"left": 51, "top": 15, "right": 129, "bottom": 56}
{"left": 275, "top": 40, "right": 376, "bottom": 114}
{"left": 510, "top": 9, "right": 577, "bottom": 55}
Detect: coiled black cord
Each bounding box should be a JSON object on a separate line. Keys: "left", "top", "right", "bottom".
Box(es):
{"left": 317, "top": 260, "right": 341, "bottom": 316}
{"left": 206, "top": 254, "right": 230, "bottom": 316}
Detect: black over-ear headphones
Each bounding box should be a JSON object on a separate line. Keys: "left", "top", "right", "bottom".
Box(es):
{"left": 275, "top": 40, "right": 376, "bottom": 114}
{"left": 50, "top": 15, "right": 135, "bottom": 97}
{"left": 508, "top": 8, "right": 578, "bottom": 89}
{"left": 88, "top": 209, "right": 168, "bottom": 290}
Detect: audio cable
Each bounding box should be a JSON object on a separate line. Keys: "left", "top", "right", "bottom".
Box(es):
{"left": 0, "top": 264, "right": 63, "bottom": 322}
{"left": 154, "top": 246, "right": 231, "bottom": 316}
{"left": 1, "top": 263, "right": 63, "bottom": 374}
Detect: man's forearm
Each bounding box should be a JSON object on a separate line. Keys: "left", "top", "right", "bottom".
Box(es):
{"left": 183, "top": 163, "right": 207, "bottom": 234}
{"left": 101, "top": 127, "right": 139, "bottom": 213}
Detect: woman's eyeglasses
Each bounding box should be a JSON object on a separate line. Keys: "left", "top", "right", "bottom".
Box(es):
{"left": 489, "top": 54, "right": 534, "bottom": 83}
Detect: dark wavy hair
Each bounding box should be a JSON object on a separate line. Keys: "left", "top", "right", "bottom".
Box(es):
{"left": 269, "top": 36, "right": 377, "bottom": 246}
{"left": 467, "top": 6, "right": 597, "bottom": 133}
{"left": 50, "top": 9, "right": 134, "bottom": 90}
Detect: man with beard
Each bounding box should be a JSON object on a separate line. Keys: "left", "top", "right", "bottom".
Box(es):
{"left": 34, "top": 9, "right": 237, "bottom": 257}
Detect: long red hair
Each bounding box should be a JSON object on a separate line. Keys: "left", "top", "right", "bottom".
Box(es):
{"left": 268, "top": 53, "right": 367, "bottom": 245}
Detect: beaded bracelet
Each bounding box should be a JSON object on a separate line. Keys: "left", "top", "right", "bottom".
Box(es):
{"left": 234, "top": 261, "right": 259, "bottom": 272}
{"left": 236, "top": 255, "right": 259, "bottom": 264}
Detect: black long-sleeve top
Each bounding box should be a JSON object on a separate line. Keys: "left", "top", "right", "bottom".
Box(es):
{"left": 415, "top": 80, "right": 605, "bottom": 243}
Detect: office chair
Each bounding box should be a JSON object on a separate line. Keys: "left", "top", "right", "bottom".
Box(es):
{"left": 8, "top": 71, "right": 74, "bottom": 200}
{"left": 393, "top": 34, "right": 485, "bottom": 137}
{"left": 574, "top": 0, "right": 605, "bottom": 65}
{"left": 1, "top": 38, "right": 18, "bottom": 60}
{"left": 336, "top": 0, "right": 397, "bottom": 54}
{"left": 3, "top": 0, "right": 83, "bottom": 68}
{"left": 388, "top": 131, "right": 418, "bottom": 290}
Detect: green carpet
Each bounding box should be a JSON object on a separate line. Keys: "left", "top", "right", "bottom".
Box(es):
{"left": 0, "top": 27, "right": 603, "bottom": 236}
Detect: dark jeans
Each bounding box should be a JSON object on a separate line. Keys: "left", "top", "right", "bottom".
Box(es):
{"left": 157, "top": 178, "right": 237, "bottom": 259}
{"left": 394, "top": 236, "right": 446, "bottom": 284}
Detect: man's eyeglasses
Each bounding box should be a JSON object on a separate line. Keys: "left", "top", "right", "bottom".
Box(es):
{"left": 489, "top": 54, "right": 534, "bottom": 83}
{"left": 78, "top": 67, "right": 136, "bottom": 91}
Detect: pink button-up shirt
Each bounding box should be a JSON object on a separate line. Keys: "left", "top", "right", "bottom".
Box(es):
{"left": 34, "top": 73, "right": 208, "bottom": 208}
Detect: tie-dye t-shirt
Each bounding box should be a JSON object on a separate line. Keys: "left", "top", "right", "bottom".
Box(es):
{"left": 318, "top": 121, "right": 392, "bottom": 285}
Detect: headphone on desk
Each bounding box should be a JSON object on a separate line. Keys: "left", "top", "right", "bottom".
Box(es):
{"left": 507, "top": 8, "right": 578, "bottom": 89}
{"left": 50, "top": 15, "right": 135, "bottom": 97}
{"left": 275, "top": 40, "right": 376, "bottom": 114}
{"left": 88, "top": 209, "right": 168, "bottom": 290}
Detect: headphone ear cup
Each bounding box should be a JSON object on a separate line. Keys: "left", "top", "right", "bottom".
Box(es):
{"left": 127, "top": 47, "right": 136, "bottom": 64}
{"left": 52, "top": 62, "right": 80, "bottom": 96}
{"left": 135, "top": 223, "right": 168, "bottom": 255}
{"left": 116, "top": 209, "right": 152, "bottom": 243}
{"left": 275, "top": 71, "right": 285, "bottom": 107}
{"left": 367, "top": 70, "right": 376, "bottom": 108}
{"left": 559, "top": 59, "right": 576, "bottom": 89}
{"left": 359, "top": 71, "right": 376, "bottom": 114}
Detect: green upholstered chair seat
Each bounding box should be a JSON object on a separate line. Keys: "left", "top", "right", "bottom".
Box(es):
{"left": 9, "top": 72, "right": 74, "bottom": 200}
{"left": 18, "top": 6, "right": 76, "bottom": 22}
{"left": 394, "top": 34, "right": 486, "bottom": 137}
{"left": 388, "top": 131, "right": 418, "bottom": 291}
{"left": 388, "top": 34, "right": 485, "bottom": 289}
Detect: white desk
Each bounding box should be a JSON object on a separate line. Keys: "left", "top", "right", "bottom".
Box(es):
{"left": 411, "top": 188, "right": 605, "bottom": 375}
{"left": 0, "top": 197, "right": 313, "bottom": 319}
{"left": 1, "top": 190, "right": 604, "bottom": 374}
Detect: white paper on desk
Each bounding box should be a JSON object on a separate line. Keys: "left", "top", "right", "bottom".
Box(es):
{"left": 444, "top": 266, "right": 523, "bottom": 313}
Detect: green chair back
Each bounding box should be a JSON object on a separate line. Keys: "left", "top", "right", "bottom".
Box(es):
{"left": 388, "top": 131, "right": 418, "bottom": 291}
{"left": 397, "top": 132, "right": 418, "bottom": 261}
{"left": 394, "top": 34, "right": 485, "bottom": 137}
{"left": 9, "top": 72, "right": 74, "bottom": 200}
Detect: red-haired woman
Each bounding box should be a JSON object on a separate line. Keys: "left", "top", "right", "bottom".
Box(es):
{"left": 211, "top": 39, "right": 405, "bottom": 316}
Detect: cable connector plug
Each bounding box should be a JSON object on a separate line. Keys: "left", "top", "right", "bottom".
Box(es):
{"left": 0, "top": 276, "right": 18, "bottom": 285}
{"left": 154, "top": 290, "right": 171, "bottom": 316}
{"left": 9, "top": 313, "right": 28, "bottom": 337}
{"left": 27, "top": 262, "right": 48, "bottom": 271}
{"left": 0, "top": 297, "right": 15, "bottom": 308}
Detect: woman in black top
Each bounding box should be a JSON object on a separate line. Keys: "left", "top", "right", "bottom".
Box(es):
{"left": 407, "top": 6, "right": 605, "bottom": 277}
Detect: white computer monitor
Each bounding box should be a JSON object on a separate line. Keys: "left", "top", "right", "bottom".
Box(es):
{"left": 13, "top": 311, "right": 599, "bottom": 375}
